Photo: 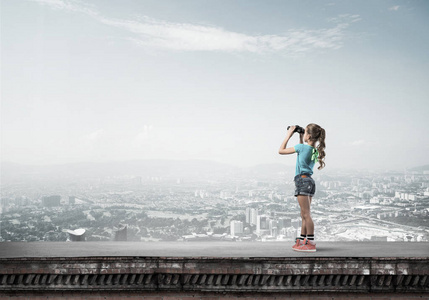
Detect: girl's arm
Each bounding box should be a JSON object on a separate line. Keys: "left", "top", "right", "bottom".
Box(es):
{"left": 279, "top": 126, "right": 297, "bottom": 155}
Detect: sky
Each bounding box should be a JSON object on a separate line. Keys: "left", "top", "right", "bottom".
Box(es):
{"left": 1, "top": 0, "right": 429, "bottom": 171}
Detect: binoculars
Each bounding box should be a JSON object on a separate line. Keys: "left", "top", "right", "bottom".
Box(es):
{"left": 287, "top": 125, "right": 305, "bottom": 134}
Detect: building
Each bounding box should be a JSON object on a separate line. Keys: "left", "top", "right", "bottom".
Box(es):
{"left": 14, "top": 197, "right": 25, "bottom": 206}
{"left": 113, "top": 224, "right": 128, "bottom": 241}
{"left": 370, "top": 197, "right": 380, "bottom": 204}
{"left": 291, "top": 219, "right": 301, "bottom": 230}
{"left": 271, "top": 227, "right": 278, "bottom": 238}
{"left": 230, "top": 221, "right": 244, "bottom": 237}
{"left": 220, "top": 191, "right": 232, "bottom": 200}
{"left": 281, "top": 227, "right": 298, "bottom": 239}
{"left": 278, "top": 217, "right": 292, "bottom": 228}
{"left": 269, "top": 219, "right": 278, "bottom": 231}
{"left": 2, "top": 242, "right": 429, "bottom": 297}
{"left": 66, "top": 228, "right": 86, "bottom": 241}
{"left": 42, "top": 195, "right": 61, "bottom": 207}
{"left": 245, "top": 207, "right": 259, "bottom": 225}
{"left": 68, "top": 196, "right": 76, "bottom": 205}
{"left": 256, "top": 215, "right": 269, "bottom": 234}
{"left": 377, "top": 210, "right": 401, "bottom": 219}
{"left": 395, "top": 191, "right": 417, "bottom": 201}
{"left": 269, "top": 219, "right": 279, "bottom": 238}
{"left": 250, "top": 208, "right": 258, "bottom": 225}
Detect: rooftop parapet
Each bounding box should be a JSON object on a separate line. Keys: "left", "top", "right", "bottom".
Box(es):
{"left": 0, "top": 241, "right": 428, "bottom": 297}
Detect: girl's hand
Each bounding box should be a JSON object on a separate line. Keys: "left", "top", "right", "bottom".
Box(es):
{"left": 287, "top": 125, "right": 296, "bottom": 136}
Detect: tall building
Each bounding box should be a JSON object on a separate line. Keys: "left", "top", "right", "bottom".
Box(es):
{"left": 256, "top": 215, "right": 269, "bottom": 234}
{"left": 269, "top": 220, "right": 279, "bottom": 238}
{"left": 230, "top": 221, "right": 244, "bottom": 237}
{"left": 42, "top": 195, "right": 61, "bottom": 207}
{"left": 14, "top": 196, "right": 28, "bottom": 206}
{"left": 245, "top": 207, "right": 259, "bottom": 225}
{"left": 250, "top": 208, "right": 258, "bottom": 225}
{"left": 1, "top": 198, "right": 10, "bottom": 206}
{"left": 69, "top": 196, "right": 76, "bottom": 205}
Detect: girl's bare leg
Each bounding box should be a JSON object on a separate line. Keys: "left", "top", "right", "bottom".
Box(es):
{"left": 298, "top": 195, "right": 314, "bottom": 235}
{"left": 300, "top": 212, "right": 306, "bottom": 235}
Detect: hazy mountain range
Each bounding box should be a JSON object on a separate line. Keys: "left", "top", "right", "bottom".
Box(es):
{"left": 0, "top": 160, "right": 295, "bottom": 183}
{"left": 1, "top": 160, "right": 426, "bottom": 184}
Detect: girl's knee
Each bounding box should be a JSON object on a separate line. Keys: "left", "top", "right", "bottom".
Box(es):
{"left": 301, "top": 211, "right": 311, "bottom": 220}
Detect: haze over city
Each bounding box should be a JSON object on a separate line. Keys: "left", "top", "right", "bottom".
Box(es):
{"left": 1, "top": 0, "right": 429, "bottom": 170}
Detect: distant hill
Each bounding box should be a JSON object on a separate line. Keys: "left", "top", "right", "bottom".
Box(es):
{"left": 243, "top": 163, "right": 293, "bottom": 175}
{"left": 0, "top": 159, "right": 235, "bottom": 178}
{"left": 0, "top": 160, "right": 291, "bottom": 182}
{"left": 407, "top": 165, "right": 429, "bottom": 172}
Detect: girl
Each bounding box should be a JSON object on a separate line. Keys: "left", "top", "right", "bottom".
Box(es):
{"left": 279, "top": 123, "right": 326, "bottom": 252}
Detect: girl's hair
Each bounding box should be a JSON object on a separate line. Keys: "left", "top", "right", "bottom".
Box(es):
{"left": 306, "top": 123, "right": 326, "bottom": 170}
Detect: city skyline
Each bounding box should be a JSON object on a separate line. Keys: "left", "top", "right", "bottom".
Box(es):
{"left": 2, "top": 165, "right": 428, "bottom": 243}
{"left": 2, "top": 0, "right": 429, "bottom": 170}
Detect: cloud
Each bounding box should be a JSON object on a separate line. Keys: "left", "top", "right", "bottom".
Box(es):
{"left": 28, "top": 0, "right": 98, "bottom": 16}
{"left": 327, "top": 14, "right": 361, "bottom": 24}
{"left": 350, "top": 140, "right": 365, "bottom": 146}
{"left": 389, "top": 6, "right": 400, "bottom": 11}
{"left": 27, "top": 0, "right": 360, "bottom": 54}
{"left": 105, "top": 16, "right": 356, "bottom": 54}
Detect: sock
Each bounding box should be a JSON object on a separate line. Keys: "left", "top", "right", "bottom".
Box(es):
{"left": 307, "top": 234, "right": 315, "bottom": 244}
{"left": 300, "top": 234, "right": 306, "bottom": 241}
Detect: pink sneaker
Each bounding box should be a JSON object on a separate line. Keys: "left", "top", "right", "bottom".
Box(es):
{"left": 293, "top": 239, "right": 316, "bottom": 252}
{"left": 292, "top": 238, "right": 303, "bottom": 249}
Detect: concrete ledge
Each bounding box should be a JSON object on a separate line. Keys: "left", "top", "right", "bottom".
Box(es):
{"left": 0, "top": 242, "right": 428, "bottom": 294}
{"left": 1, "top": 241, "right": 428, "bottom": 258}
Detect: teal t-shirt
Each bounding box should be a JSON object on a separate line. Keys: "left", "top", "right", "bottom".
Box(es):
{"left": 294, "top": 144, "right": 318, "bottom": 176}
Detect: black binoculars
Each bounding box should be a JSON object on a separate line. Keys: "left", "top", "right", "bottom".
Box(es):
{"left": 287, "top": 125, "right": 305, "bottom": 134}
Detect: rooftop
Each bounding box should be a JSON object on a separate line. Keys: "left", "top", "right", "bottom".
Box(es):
{"left": 1, "top": 242, "right": 428, "bottom": 296}
{"left": 1, "top": 241, "right": 428, "bottom": 258}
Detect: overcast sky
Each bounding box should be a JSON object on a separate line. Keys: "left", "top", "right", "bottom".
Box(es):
{"left": 1, "top": 0, "right": 428, "bottom": 171}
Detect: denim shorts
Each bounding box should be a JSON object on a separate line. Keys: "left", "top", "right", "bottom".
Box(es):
{"left": 294, "top": 175, "right": 316, "bottom": 197}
